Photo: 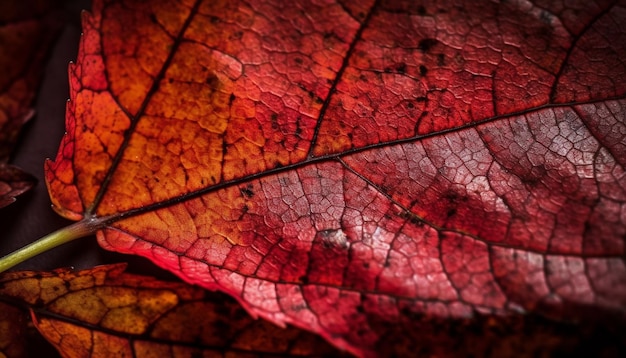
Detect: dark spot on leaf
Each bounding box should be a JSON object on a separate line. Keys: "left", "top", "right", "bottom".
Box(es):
{"left": 299, "top": 275, "right": 309, "bottom": 284}
{"left": 400, "top": 306, "right": 423, "bottom": 321}
{"left": 417, "top": 5, "right": 427, "bottom": 15}
{"left": 356, "top": 328, "right": 369, "bottom": 337}
{"left": 399, "top": 210, "right": 423, "bottom": 226}
{"left": 240, "top": 185, "right": 254, "bottom": 198}
{"left": 437, "top": 53, "right": 445, "bottom": 66}
{"left": 205, "top": 73, "right": 219, "bottom": 88}
{"left": 213, "top": 319, "right": 229, "bottom": 331}
{"left": 294, "top": 57, "right": 303, "bottom": 64}
{"left": 420, "top": 65, "right": 428, "bottom": 76}
{"left": 444, "top": 190, "right": 468, "bottom": 203}
{"left": 396, "top": 62, "right": 407, "bottom": 73}
{"left": 149, "top": 13, "right": 157, "bottom": 23}
{"left": 290, "top": 304, "right": 308, "bottom": 312}
{"left": 318, "top": 229, "right": 348, "bottom": 249}
{"left": 527, "top": 165, "right": 548, "bottom": 185}
{"left": 418, "top": 38, "right": 439, "bottom": 53}
{"left": 229, "top": 93, "right": 236, "bottom": 104}
{"left": 295, "top": 123, "right": 302, "bottom": 136}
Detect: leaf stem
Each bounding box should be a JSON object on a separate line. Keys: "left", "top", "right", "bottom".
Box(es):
{"left": 0, "top": 220, "right": 98, "bottom": 273}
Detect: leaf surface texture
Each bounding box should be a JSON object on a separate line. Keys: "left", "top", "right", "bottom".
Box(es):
{"left": 45, "top": 0, "right": 626, "bottom": 354}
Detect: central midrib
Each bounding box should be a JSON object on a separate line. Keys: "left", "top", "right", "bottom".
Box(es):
{"left": 87, "top": 0, "right": 625, "bottom": 228}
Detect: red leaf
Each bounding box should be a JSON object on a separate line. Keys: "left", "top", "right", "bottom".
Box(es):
{"left": 45, "top": 0, "right": 626, "bottom": 355}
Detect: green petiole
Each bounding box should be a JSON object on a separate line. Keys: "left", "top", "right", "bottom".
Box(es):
{"left": 0, "top": 219, "right": 99, "bottom": 273}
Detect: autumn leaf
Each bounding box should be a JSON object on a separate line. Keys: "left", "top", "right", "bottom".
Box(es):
{"left": 0, "top": 0, "right": 64, "bottom": 208}
{"left": 0, "top": 0, "right": 624, "bottom": 356}
{"left": 0, "top": 302, "right": 28, "bottom": 357}
{"left": 0, "top": 264, "right": 345, "bottom": 357}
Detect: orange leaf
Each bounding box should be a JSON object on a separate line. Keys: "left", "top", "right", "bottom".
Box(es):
{"left": 0, "top": 264, "right": 344, "bottom": 357}
{"left": 42, "top": 0, "right": 626, "bottom": 356}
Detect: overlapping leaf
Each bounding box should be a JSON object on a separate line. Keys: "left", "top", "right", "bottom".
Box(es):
{"left": 45, "top": 0, "right": 626, "bottom": 355}
{"left": 0, "top": 0, "right": 63, "bottom": 208}
{"left": 0, "top": 264, "right": 344, "bottom": 357}
{"left": 2, "top": 266, "right": 623, "bottom": 357}
{"left": 0, "top": 302, "right": 27, "bottom": 357}
{"left": 0, "top": 162, "right": 35, "bottom": 209}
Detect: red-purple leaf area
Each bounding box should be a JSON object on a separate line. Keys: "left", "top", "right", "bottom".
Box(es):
{"left": 0, "top": 0, "right": 64, "bottom": 208}
{"left": 46, "top": 0, "right": 626, "bottom": 356}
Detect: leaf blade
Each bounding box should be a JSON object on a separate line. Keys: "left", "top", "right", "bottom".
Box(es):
{"left": 45, "top": 0, "right": 626, "bottom": 355}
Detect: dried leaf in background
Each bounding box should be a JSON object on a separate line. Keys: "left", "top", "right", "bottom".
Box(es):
{"left": 0, "top": 264, "right": 345, "bottom": 357}
{"left": 0, "top": 0, "right": 65, "bottom": 208}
